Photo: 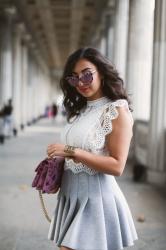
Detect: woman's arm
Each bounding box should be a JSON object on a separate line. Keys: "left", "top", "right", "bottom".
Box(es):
{"left": 74, "top": 107, "right": 133, "bottom": 176}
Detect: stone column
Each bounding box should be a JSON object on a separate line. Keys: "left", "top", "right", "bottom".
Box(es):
{"left": 107, "top": 14, "right": 115, "bottom": 60}
{"left": 27, "top": 51, "right": 35, "bottom": 123}
{"left": 40, "top": 68, "right": 52, "bottom": 116}
{"left": 126, "top": 0, "right": 155, "bottom": 120}
{"left": 0, "top": 17, "right": 3, "bottom": 108}
{"left": 12, "top": 23, "right": 23, "bottom": 129}
{"left": 0, "top": 9, "right": 14, "bottom": 107}
{"left": 20, "top": 39, "right": 28, "bottom": 128}
{"left": 99, "top": 11, "right": 115, "bottom": 59}
{"left": 147, "top": 0, "right": 166, "bottom": 185}
{"left": 99, "top": 36, "right": 107, "bottom": 56}
{"left": 113, "top": 0, "right": 129, "bottom": 83}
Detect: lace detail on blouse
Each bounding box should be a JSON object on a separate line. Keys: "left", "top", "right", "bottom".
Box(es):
{"left": 100, "top": 99, "right": 132, "bottom": 135}
{"left": 63, "top": 98, "right": 133, "bottom": 175}
{"left": 86, "top": 99, "right": 132, "bottom": 155}
{"left": 64, "top": 158, "right": 98, "bottom": 175}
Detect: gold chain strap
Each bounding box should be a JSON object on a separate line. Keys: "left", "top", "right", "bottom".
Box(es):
{"left": 38, "top": 190, "right": 51, "bottom": 223}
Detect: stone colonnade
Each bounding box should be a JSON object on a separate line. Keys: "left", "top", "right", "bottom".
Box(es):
{"left": 96, "top": 0, "right": 166, "bottom": 186}
{"left": 0, "top": 9, "right": 53, "bottom": 131}
{"left": 147, "top": 0, "right": 166, "bottom": 184}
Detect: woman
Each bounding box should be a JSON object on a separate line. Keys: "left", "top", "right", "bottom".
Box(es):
{"left": 47, "top": 47, "right": 138, "bottom": 250}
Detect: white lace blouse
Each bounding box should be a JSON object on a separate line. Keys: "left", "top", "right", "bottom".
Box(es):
{"left": 60, "top": 96, "right": 133, "bottom": 175}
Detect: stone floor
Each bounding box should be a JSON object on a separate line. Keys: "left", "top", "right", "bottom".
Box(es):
{"left": 0, "top": 116, "right": 166, "bottom": 250}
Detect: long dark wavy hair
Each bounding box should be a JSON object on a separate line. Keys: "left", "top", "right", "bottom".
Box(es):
{"left": 60, "top": 47, "right": 132, "bottom": 122}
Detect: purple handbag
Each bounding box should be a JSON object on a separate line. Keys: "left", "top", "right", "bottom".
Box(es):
{"left": 32, "top": 156, "right": 65, "bottom": 223}
{"left": 32, "top": 156, "right": 65, "bottom": 194}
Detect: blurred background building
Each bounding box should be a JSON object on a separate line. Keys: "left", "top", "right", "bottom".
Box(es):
{"left": 0, "top": 0, "right": 165, "bottom": 187}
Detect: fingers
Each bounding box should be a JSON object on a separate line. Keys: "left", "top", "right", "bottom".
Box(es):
{"left": 47, "top": 144, "right": 56, "bottom": 157}
{"left": 47, "top": 144, "right": 55, "bottom": 151}
{"left": 46, "top": 143, "right": 65, "bottom": 158}
{"left": 47, "top": 148, "right": 55, "bottom": 156}
{"left": 47, "top": 151, "right": 55, "bottom": 158}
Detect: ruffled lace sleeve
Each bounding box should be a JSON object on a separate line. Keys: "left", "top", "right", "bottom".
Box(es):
{"left": 99, "top": 99, "right": 133, "bottom": 136}
{"left": 86, "top": 99, "right": 133, "bottom": 154}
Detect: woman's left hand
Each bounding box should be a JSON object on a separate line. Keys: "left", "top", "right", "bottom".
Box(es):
{"left": 47, "top": 143, "right": 67, "bottom": 158}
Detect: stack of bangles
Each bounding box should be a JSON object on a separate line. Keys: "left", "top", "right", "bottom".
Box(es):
{"left": 64, "top": 145, "right": 77, "bottom": 156}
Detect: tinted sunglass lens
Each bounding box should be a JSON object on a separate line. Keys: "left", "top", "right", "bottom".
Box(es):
{"left": 81, "top": 72, "right": 93, "bottom": 84}
{"left": 66, "top": 76, "right": 79, "bottom": 86}
{"left": 66, "top": 72, "right": 93, "bottom": 87}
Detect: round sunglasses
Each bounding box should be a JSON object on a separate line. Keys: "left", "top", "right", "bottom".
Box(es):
{"left": 65, "top": 70, "right": 96, "bottom": 87}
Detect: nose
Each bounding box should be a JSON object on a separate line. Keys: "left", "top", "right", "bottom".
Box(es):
{"left": 78, "top": 80, "right": 84, "bottom": 87}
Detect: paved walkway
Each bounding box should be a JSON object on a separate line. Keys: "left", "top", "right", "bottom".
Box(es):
{"left": 0, "top": 116, "right": 166, "bottom": 250}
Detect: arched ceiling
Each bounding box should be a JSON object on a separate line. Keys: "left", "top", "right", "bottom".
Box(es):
{"left": 14, "top": 0, "right": 109, "bottom": 70}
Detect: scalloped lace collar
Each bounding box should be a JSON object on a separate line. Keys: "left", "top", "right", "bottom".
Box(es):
{"left": 87, "top": 96, "right": 110, "bottom": 108}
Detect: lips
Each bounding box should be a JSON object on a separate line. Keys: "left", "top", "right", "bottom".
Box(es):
{"left": 78, "top": 87, "right": 90, "bottom": 92}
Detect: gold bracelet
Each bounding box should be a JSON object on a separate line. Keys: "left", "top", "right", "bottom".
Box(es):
{"left": 64, "top": 145, "right": 77, "bottom": 155}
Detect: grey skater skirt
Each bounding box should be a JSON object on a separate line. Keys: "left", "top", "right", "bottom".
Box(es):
{"left": 48, "top": 169, "right": 138, "bottom": 250}
{"left": 48, "top": 167, "right": 138, "bottom": 250}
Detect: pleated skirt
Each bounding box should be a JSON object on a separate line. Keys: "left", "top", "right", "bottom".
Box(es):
{"left": 47, "top": 169, "right": 138, "bottom": 250}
